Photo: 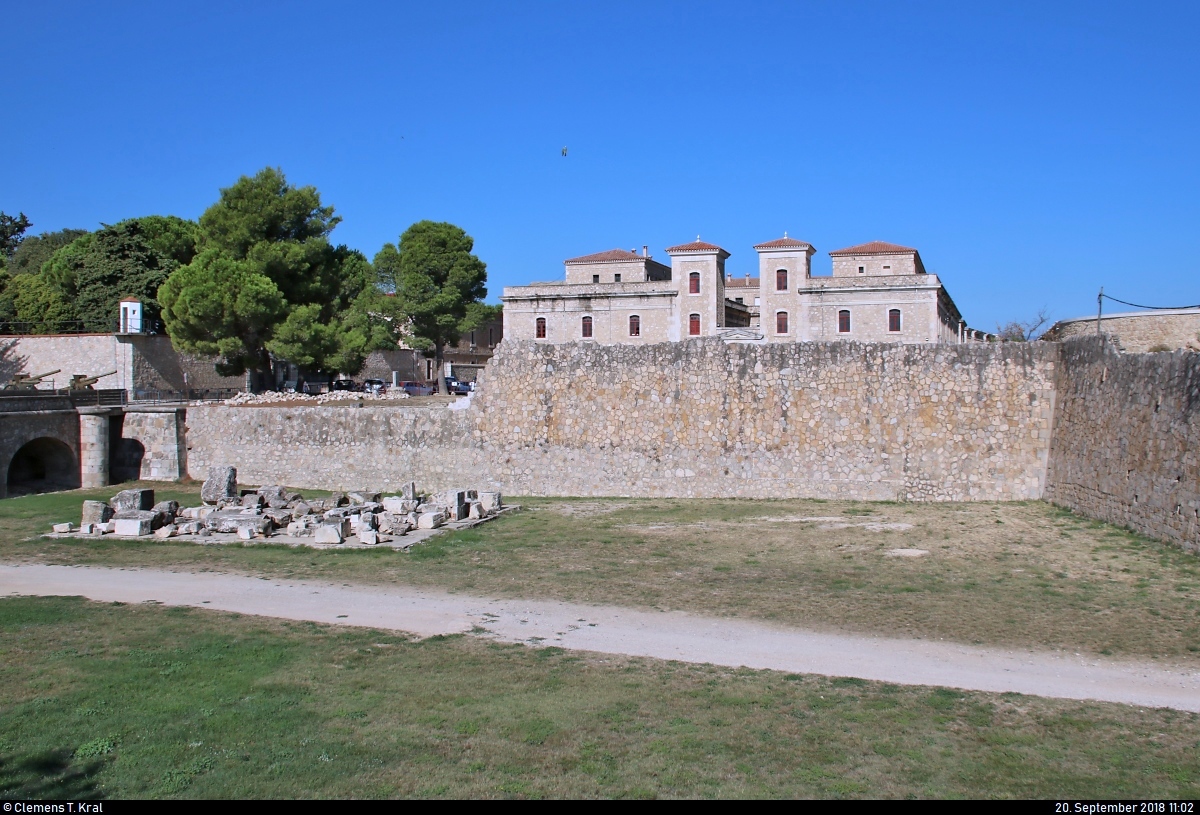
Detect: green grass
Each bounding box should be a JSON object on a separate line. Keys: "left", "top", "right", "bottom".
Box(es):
{"left": 3, "top": 596, "right": 1200, "bottom": 799}
{"left": 5, "top": 487, "right": 1200, "bottom": 659}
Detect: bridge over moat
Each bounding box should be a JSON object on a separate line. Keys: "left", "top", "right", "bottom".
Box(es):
{"left": 0, "top": 391, "right": 186, "bottom": 498}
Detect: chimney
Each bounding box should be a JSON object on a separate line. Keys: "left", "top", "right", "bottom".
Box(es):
{"left": 642, "top": 245, "right": 648, "bottom": 257}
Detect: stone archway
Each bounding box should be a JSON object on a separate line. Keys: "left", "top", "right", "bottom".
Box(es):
{"left": 7, "top": 437, "right": 80, "bottom": 497}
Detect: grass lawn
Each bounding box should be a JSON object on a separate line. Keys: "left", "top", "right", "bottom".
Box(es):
{"left": 4, "top": 485, "right": 1200, "bottom": 659}
{"left": 3, "top": 595, "right": 1200, "bottom": 799}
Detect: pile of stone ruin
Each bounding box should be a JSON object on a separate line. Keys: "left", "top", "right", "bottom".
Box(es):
{"left": 50, "top": 466, "right": 505, "bottom": 547}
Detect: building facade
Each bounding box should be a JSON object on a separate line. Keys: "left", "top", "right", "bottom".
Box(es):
{"left": 1041, "top": 308, "right": 1200, "bottom": 353}
{"left": 502, "top": 236, "right": 981, "bottom": 345}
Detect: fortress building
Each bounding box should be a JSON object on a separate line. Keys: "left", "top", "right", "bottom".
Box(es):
{"left": 502, "top": 236, "right": 988, "bottom": 344}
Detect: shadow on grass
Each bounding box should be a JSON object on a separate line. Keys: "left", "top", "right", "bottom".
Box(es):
{"left": 0, "top": 748, "right": 107, "bottom": 800}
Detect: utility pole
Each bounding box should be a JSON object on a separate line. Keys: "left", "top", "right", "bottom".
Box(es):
{"left": 1096, "top": 287, "right": 1103, "bottom": 334}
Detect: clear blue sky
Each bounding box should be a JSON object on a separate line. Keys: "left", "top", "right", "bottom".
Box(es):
{"left": 5, "top": 1, "right": 1198, "bottom": 329}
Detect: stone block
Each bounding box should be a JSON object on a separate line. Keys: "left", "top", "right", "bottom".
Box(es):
{"left": 330, "top": 492, "right": 348, "bottom": 507}
{"left": 110, "top": 488, "right": 154, "bottom": 512}
{"left": 257, "top": 485, "right": 285, "bottom": 502}
{"left": 79, "top": 523, "right": 94, "bottom": 535}
{"left": 82, "top": 500, "right": 114, "bottom": 525}
{"left": 401, "top": 481, "right": 416, "bottom": 500}
{"left": 52, "top": 522, "right": 74, "bottom": 533}
{"left": 468, "top": 501, "right": 485, "bottom": 520}
{"left": 358, "top": 529, "right": 379, "bottom": 545}
{"left": 417, "top": 511, "right": 446, "bottom": 530}
{"left": 479, "top": 492, "right": 503, "bottom": 512}
{"left": 264, "top": 509, "right": 293, "bottom": 526}
{"left": 201, "top": 466, "right": 237, "bottom": 505}
{"left": 151, "top": 501, "right": 179, "bottom": 526}
{"left": 291, "top": 502, "right": 312, "bottom": 517}
{"left": 314, "top": 525, "right": 344, "bottom": 544}
{"left": 348, "top": 491, "right": 381, "bottom": 504}
{"left": 114, "top": 518, "right": 151, "bottom": 536}
{"left": 154, "top": 524, "right": 176, "bottom": 539}
{"left": 236, "top": 525, "right": 256, "bottom": 540}
{"left": 241, "top": 493, "right": 264, "bottom": 508}
{"left": 383, "top": 496, "right": 420, "bottom": 515}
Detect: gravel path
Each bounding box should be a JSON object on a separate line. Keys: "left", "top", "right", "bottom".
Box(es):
{"left": 5, "top": 564, "right": 1200, "bottom": 712}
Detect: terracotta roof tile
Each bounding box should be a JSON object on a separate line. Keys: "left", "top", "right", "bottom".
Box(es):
{"left": 725, "top": 276, "right": 759, "bottom": 288}
{"left": 753, "top": 236, "right": 812, "bottom": 250}
{"left": 665, "top": 239, "right": 727, "bottom": 253}
{"left": 564, "top": 248, "right": 645, "bottom": 264}
{"left": 828, "top": 240, "right": 917, "bottom": 256}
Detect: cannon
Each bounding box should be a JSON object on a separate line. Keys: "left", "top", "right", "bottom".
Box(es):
{"left": 69, "top": 370, "right": 117, "bottom": 390}
{"left": 2, "top": 369, "right": 62, "bottom": 390}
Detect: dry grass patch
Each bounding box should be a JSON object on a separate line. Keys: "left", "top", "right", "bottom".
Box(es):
{"left": 4, "top": 491, "right": 1200, "bottom": 659}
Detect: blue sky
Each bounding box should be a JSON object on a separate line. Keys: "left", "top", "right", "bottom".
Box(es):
{"left": 5, "top": 1, "right": 1198, "bottom": 329}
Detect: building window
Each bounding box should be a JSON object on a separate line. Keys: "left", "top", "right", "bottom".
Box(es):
{"left": 614, "top": 273, "right": 621, "bottom": 282}
{"left": 776, "top": 269, "right": 787, "bottom": 291}
{"left": 689, "top": 272, "right": 700, "bottom": 294}
{"left": 488, "top": 328, "right": 494, "bottom": 345}
{"left": 581, "top": 316, "right": 593, "bottom": 338}
{"left": 592, "top": 274, "right": 599, "bottom": 284}
{"left": 735, "top": 297, "right": 743, "bottom": 304}
{"left": 689, "top": 313, "right": 700, "bottom": 336}
{"left": 470, "top": 330, "right": 475, "bottom": 345}
{"left": 536, "top": 317, "right": 546, "bottom": 339}
{"left": 889, "top": 309, "right": 901, "bottom": 332}
{"left": 838, "top": 310, "right": 851, "bottom": 333}
{"left": 857, "top": 266, "right": 864, "bottom": 274}
{"left": 776, "top": 311, "right": 788, "bottom": 334}
{"left": 629, "top": 315, "right": 640, "bottom": 336}
{"left": 882, "top": 265, "right": 891, "bottom": 271}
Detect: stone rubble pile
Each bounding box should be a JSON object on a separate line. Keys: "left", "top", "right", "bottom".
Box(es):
{"left": 51, "top": 465, "right": 503, "bottom": 546}
{"left": 223, "top": 390, "right": 412, "bottom": 406}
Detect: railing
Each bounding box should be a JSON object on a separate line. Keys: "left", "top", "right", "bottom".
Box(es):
{"left": 131, "top": 388, "right": 242, "bottom": 404}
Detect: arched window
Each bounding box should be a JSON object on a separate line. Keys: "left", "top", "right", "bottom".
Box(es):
{"left": 838, "top": 310, "right": 851, "bottom": 333}
{"left": 888, "top": 309, "right": 901, "bottom": 332}
{"left": 628, "top": 315, "right": 640, "bottom": 337}
{"left": 776, "top": 311, "right": 788, "bottom": 334}
{"left": 536, "top": 317, "right": 546, "bottom": 339}
{"left": 688, "top": 272, "right": 700, "bottom": 294}
{"left": 776, "top": 269, "right": 788, "bottom": 291}
{"left": 581, "top": 316, "right": 593, "bottom": 338}
{"left": 689, "top": 313, "right": 701, "bottom": 336}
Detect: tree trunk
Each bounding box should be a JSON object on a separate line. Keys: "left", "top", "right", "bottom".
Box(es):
{"left": 435, "top": 342, "right": 447, "bottom": 396}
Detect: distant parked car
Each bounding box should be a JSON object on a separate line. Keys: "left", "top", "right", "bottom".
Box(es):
{"left": 399, "top": 381, "right": 434, "bottom": 396}
{"left": 445, "top": 377, "right": 471, "bottom": 395}
{"left": 330, "top": 379, "right": 358, "bottom": 392}
{"left": 363, "top": 379, "right": 387, "bottom": 394}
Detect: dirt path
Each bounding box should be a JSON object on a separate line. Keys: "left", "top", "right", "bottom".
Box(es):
{"left": 5, "top": 564, "right": 1200, "bottom": 712}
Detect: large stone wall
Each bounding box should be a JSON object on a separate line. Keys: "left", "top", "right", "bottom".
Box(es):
{"left": 1043, "top": 310, "right": 1200, "bottom": 353}
{"left": 0, "top": 333, "right": 243, "bottom": 396}
{"left": 1046, "top": 336, "right": 1200, "bottom": 552}
{"left": 185, "top": 338, "right": 1058, "bottom": 501}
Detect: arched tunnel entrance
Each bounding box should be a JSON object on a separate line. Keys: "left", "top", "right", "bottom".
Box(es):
{"left": 7, "top": 437, "right": 80, "bottom": 497}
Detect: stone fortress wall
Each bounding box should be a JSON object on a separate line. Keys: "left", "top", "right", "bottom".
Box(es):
{"left": 1045, "top": 336, "right": 1200, "bottom": 552}
{"left": 186, "top": 338, "right": 1059, "bottom": 503}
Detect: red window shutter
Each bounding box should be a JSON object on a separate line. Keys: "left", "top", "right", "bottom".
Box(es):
{"left": 838, "top": 310, "right": 850, "bottom": 333}
{"left": 889, "top": 309, "right": 901, "bottom": 332}
{"left": 689, "top": 314, "right": 700, "bottom": 336}
{"left": 582, "top": 316, "right": 593, "bottom": 338}
{"left": 536, "top": 317, "right": 546, "bottom": 339}
{"left": 776, "top": 312, "right": 788, "bottom": 334}
{"left": 629, "top": 315, "right": 640, "bottom": 336}
{"left": 776, "top": 269, "right": 787, "bottom": 291}
{"left": 689, "top": 272, "right": 700, "bottom": 294}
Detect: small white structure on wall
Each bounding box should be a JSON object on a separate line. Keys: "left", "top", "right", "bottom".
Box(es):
{"left": 119, "top": 298, "right": 144, "bottom": 334}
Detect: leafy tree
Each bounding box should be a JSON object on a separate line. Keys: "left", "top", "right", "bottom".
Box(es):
{"left": 7, "top": 228, "right": 89, "bottom": 276}
{"left": 374, "top": 221, "right": 489, "bottom": 394}
{"left": 0, "top": 212, "right": 32, "bottom": 260}
{"left": 996, "top": 307, "right": 1050, "bottom": 342}
{"left": 10, "top": 272, "right": 78, "bottom": 333}
{"left": 39, "top": 216, "right": 198, "bottom": 332}
{"left": 159, "top": 167, "right": 390, "bottom": 388}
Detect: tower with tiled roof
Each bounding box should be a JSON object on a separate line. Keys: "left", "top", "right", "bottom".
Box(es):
{"left": 665, "top": 238, "right": 731, "bottom": 338}
{"left": 753, "top": 234, "right": 815, "bottom": 339}
{"left": 828, "top": 240, "right": 926, "bottom": 277}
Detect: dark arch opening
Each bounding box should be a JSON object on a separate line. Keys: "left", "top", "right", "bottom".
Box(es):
{"left": 7, "top": 437, "right": 80, "bottom": 497}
